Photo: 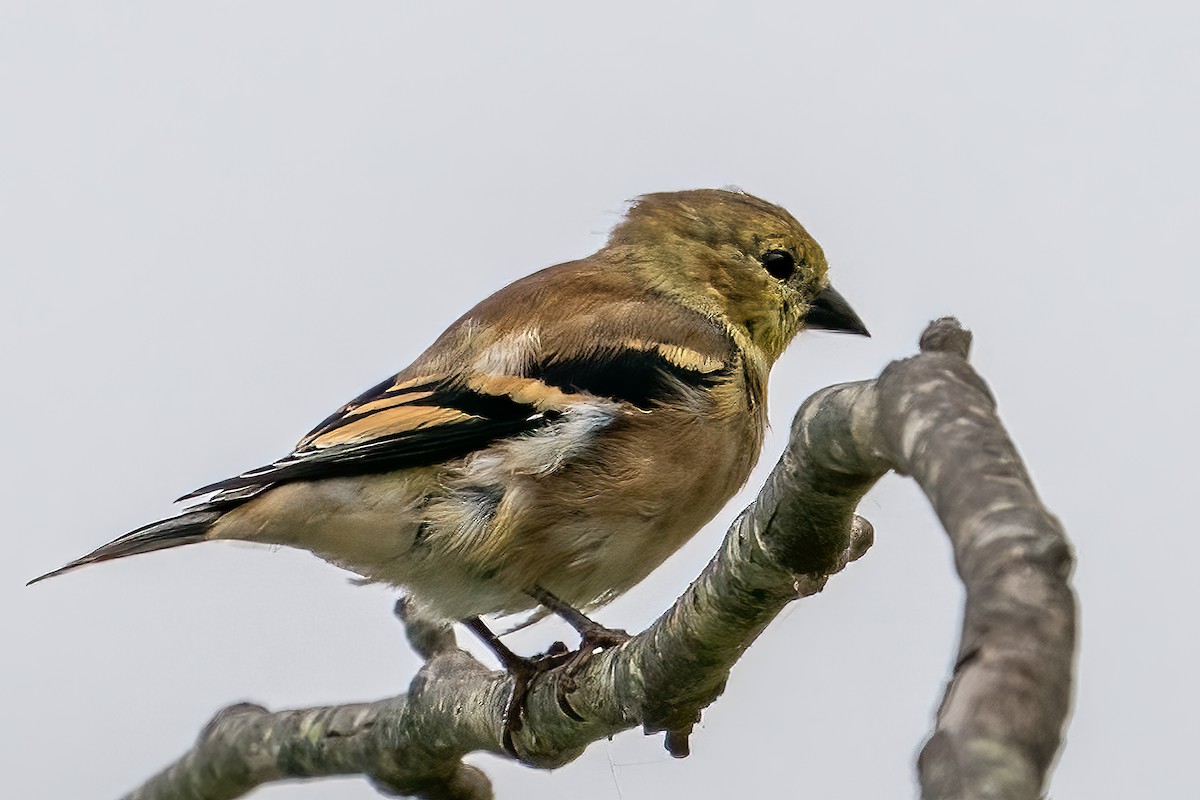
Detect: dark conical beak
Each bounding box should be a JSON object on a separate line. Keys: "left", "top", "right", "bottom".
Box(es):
{"left": 804, "top": 285, "right": 870, "bottom": 336}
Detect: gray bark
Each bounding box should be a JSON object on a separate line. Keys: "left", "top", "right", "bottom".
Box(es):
{"left": 121, "top": 317, "right": 1076, "bottom": 800}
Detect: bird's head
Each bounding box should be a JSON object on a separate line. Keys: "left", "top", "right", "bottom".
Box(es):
{"left": 607, "top": 188, "right": 869, "bottom": 361}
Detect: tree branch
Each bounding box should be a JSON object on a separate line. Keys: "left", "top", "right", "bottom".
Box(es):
{"left": 120, "top": 317, "right": 1076, "bottom": 800}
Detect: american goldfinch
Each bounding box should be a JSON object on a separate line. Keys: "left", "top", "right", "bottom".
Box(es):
{"left": 33, "top": 188, "right": 867, "bottom": 643}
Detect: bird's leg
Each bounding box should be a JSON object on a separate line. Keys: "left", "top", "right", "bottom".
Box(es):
{"left": 530, "top": 586, "right": 631, "bottom": 687}
{"left": 460, "top": 616, "right": 569, "bottom": 756}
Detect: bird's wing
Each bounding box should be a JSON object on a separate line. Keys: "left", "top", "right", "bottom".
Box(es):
{"left": 180, "top": 334, "right": 736, "bottom": 504}
{"left": 180, "top": 267, "right": 742, "bottom": 504}
{"left": 179, "top": 371, "right": 576, "bottom": 501}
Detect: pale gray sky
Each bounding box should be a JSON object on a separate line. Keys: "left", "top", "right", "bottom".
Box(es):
{"left": 5, "top": 2, "right": 1197, "bottom": 797}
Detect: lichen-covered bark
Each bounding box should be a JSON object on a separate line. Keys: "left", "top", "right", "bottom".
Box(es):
{"left": 120, "top": 318, "right": 1076, "bottom": 800}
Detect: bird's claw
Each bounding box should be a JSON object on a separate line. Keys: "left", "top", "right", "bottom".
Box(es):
{"left": 502, "top": 642, "right": 573, "bottom": 756}
{"left": 553, "top": 623, "right": 632, "bottom": 713}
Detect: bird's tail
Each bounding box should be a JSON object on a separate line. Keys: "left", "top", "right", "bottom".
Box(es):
{"left": 27, "top": 508, "right": 223, "bottom": 585}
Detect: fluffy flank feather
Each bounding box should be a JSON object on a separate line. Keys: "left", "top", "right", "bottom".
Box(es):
{"left": 28, "top": 509, "right": 222, "bottom": 585}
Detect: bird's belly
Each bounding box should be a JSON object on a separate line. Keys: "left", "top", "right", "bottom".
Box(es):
{"left": 527, "top": 496, "right": 726, "bottom": 609}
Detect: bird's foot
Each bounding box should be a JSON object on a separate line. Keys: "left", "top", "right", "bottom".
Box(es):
{"left": 500, "top": 642, "right": 573, "bottom": 755}
{"left": 462, "top": 616, "right": 576, "bottom": 756}
{"left": 528, "top": 586, "right": 633, "bottom": 709}
{"left": 530, "top": 586, "right": 631, "bottom": 648}
{"left": 576, "top": 620, "right": 632, "bottom": 652}
{"left": 554, "top": 621, "right": 632, "bottom": 715}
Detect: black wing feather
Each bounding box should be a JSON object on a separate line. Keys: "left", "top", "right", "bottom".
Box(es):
{"left": 181, "top": 341, "right": 730, "bottom": 503}
{"left": 180, "top": 378, "right": 554, "bottom": 500}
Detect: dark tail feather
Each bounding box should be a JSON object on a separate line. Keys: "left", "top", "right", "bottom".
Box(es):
{"left": 27, "top": 508, "right": 223, "bottom": 585}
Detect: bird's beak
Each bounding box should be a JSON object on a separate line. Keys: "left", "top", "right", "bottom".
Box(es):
{"left": 804, "top": 285, "right": 870, "bottom": 336}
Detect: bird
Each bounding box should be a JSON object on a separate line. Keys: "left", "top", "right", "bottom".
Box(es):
{"left": 31, "top": 189, "right": 867, "bottom": 735}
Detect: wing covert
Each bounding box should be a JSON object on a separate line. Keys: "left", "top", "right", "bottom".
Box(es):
{"left": 180, "top": 373, "right": 570, "bottom": 500}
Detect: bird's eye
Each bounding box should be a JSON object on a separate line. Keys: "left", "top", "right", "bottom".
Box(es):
{"left": 760, "top": 249, "right": 796, "bottom": 281}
